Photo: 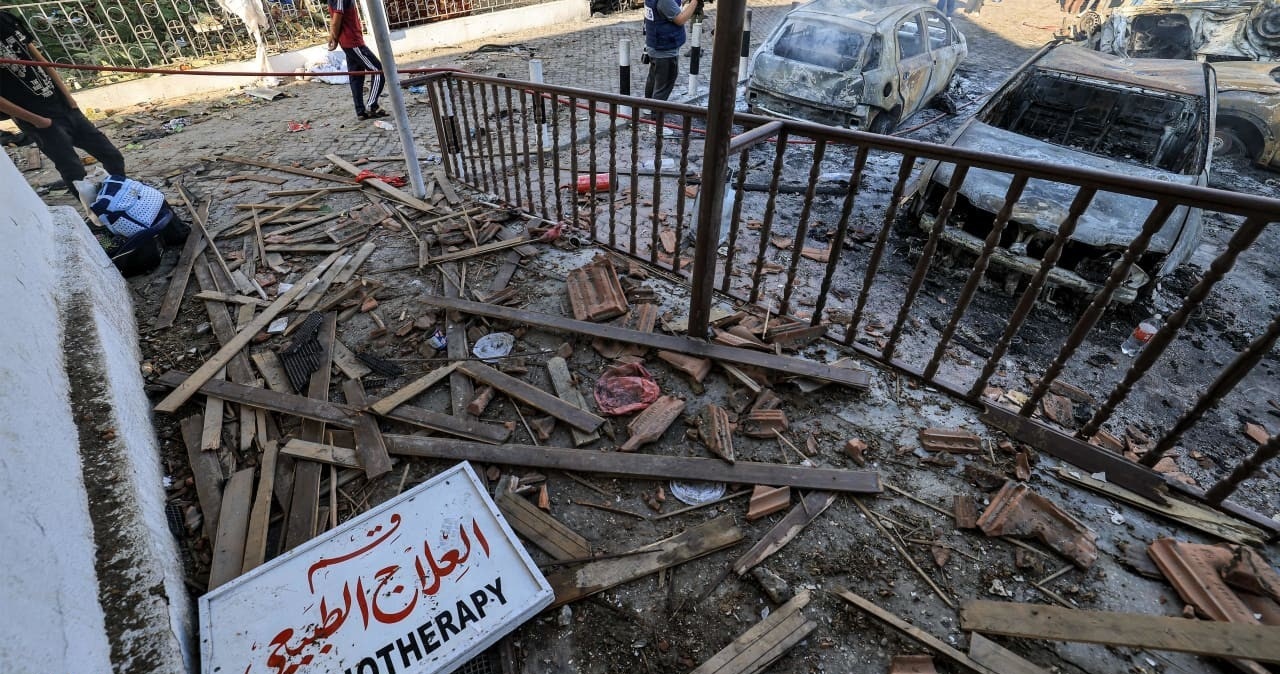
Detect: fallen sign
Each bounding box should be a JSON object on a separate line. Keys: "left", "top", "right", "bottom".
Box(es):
{"left": 199, "top": 463, "right": 552, "bottom": 674}
{"left": 418, "top": 297, "right": 872, "bottom": 390}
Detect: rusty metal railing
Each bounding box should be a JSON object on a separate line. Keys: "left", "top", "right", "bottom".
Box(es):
{"left": 412, "top": 70, "right": 1280, "bottom": 536}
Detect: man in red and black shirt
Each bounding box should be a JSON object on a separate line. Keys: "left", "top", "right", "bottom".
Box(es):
{"left": 327, "top": 0, "right": 386, "bottom": 120}
{"left": 1, "top": 10, "right": 124, "bottom": 191}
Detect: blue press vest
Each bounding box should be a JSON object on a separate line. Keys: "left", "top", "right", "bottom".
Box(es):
{"left": 644, "top": 0, "right": 686, "bottom": 52}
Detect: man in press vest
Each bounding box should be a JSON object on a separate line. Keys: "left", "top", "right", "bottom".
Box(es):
{"left": 643, "top": 0, "right": 700, "bottom": 102}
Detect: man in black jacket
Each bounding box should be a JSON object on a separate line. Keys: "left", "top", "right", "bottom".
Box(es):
{"left": 0, "top": 10, "right": 124, "bottom": 191}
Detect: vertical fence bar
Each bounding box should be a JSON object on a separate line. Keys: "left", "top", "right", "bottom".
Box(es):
{"left": 971, "top": 187, "right": 1098, "bottom": 393}
{"left": 673, "top": 114, "right": 694, "bottom": 275}
{"left": 629, "top": 110, "right": 641, "bottom": 256}
{"left": 588, "top": 98, "right": 599, "bottom": 240}
{"left": 609, "top": 102, "right": 620, "bottom": 248}
{"left": 923, "top": 173, "right": 1029, "bottom": 380}
{"left": 532, "top": 85, "right": 550, "bottom": 221}
{"left": 780, "top": 139, "right": 827, "bottom": 316}
{"left": 846, "top": 154, "right": 916, "bottom": 343}
{"left": 1012, "top": 200, "right": 1178, "bottom": 403}
{"left": 479, "top": 83, "right": 502, "bottom": 199}
{"left": 812, "top": 145, "right": 870, "bottom": 327}
{"left": 1139, "top": 313, "right": 1280, "bottom": 467}
{"left": 486, "top": 84, "right": 512, "bottom": 205}
{"left": 749, "top": 132, "right": 789, "bottom": 305}
{"left": 504, "top": 86, "right": 523, "bottom": 208}
{"left": 720, "top": 149, "right": 750, "bottom": 293}
{"left": 452, "top": 79, "right": 480, "bottom": 188}
{"left": 883, "top": 164, "right": 971, "bottom": 360}
{"left": 650, "top": 110, "right": 666, "bottom": 264}
{"left": 1080, "top": 215, "right": 1270, "bottom": 439}
{"left": 568, "top": 96, "right": 581, "bottom": 229}
{"left": 427, "top": 77, "right": 457, "bottom": 182}
{"left": 465, "top": 81, "right": 492, "bottom": 192}
{"left": 1205, "top": 433, "right": 1280, "bottom": 505}
{"left": 550, "top": 93, "right": 564, "bottom": 223}
{"left": 516, "top": 86, "right": 535, "bottom": 213}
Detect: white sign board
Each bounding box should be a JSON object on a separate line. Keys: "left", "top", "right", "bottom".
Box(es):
{"left": 200, "top": 462, "right": 553, "bottom": 674}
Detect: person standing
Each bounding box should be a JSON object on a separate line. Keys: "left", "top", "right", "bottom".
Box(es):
{"left": 327, "top": 0, "right": 387, "bottom": 120}
{"left": 0, "top": 10, "right": 125, "bottom": 192}
{"left": 643, "top": 0, "right": 699, "bottom": 102}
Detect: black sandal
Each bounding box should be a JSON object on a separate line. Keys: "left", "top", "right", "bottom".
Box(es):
{"left": 366, "top": 108, "right": 389, "bottom": 119}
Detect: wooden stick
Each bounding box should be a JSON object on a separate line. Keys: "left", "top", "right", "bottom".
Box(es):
{"left": 854, "top": 497, "right": 955, "bottom": 609}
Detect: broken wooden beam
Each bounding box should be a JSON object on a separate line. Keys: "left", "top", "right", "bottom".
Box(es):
{"left": 180, "top": 415, "right": 224, "bottom": 541}
{"left": 342, "top": 379, "right": 395, "bottom": 479}
{"left": 154, "top": 199, "right": 206, "bottom": 329}
{"left": 281, "top": 438, "right": 363, "bottom": 469}
{"left": 495, "top": 476, "right": 591, "bottom": 561}
{"left": 242, "top": 440, "right": 279, "bottom": 573}
{"left": 966, "top": 634, "right": 1048, "bottom": 674}
{"left": 367, "top": 362, "right": 460, "bottom": 416}
{"left": 283, "top": 312, "right": 336, "bottom": 552}
{"left": 457, "top": 361, "right": 605, "bottom": 433}
{"left": 217, "top": 154, "right": 357, "bottom": 184}
{"left": 155, "top": 251, "right": 344, "bottom": 413}
{"left": 420, "top": 297, "right": 872, "bottom": 390}
{"left": 545, "top": 357, "right": 600, "bottom": 447}
{"left": 384, "top": 437, "right": 882, "bottom": 493}
{"left": 690, "top": 589, "right": 816, "bottom": 674}
{"left": 960, "top": 600, "right": 1280, "bottom": 664}
{"left": 620, "top": 395, "right": 685, "bottom": 452}
{"left": 833, "top": 590, "right": 1002, "bottom": 674}
{"left": 424, "top": 236, "right": 534, "bottom": 266}
{"left": 208, "top": 467, "right": 255, "bottom": 590}
{"left": 733, "top": 491, "right": 836, "bottom": 575}
{"left": 327, "top": 153, "right": 435, "bottom": 212}
{"left": 158, "top": 370, "right": 357, "bottom": 427}
{"left": 544, "top": 516, "right": 742, "bottom": 607}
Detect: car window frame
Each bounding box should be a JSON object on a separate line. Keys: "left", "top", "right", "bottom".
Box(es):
{"left": 896, "top": 13, "right": 927, "bottom": 60}
{"left": 923, "top": 10, "right": 952, "bottom": 52}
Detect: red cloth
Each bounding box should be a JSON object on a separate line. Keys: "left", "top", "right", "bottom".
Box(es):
{"left": 354, "top": 170, "right": 407, "bottom": 187}
{"left": 328, "top": 0, "right": 365, "bottom": 49}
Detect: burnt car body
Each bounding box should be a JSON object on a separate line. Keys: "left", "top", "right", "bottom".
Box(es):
{"left": 1213, "top": 61, "right": 1280, "bottom": 168}
{"left": 746, "top": 0, "right": 967, "bottom": 132}
{"left": 912, "top": 44, "right": 1215, "bottom": 303}
{"left": 1097, "top": 0, "right": 1280, "bottom": 61}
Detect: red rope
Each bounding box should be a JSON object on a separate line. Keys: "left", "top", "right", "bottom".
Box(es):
{"left": 0, "top": 56, "right": 463, "bottom": 78}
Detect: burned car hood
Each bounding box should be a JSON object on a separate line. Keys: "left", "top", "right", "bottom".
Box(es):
{"left": 933, "top": 122, "right": 1196, "bottom": 252}
{"left": 750, "top": 52, "right": 865, "bottom": 108}
{"left": 1107, "top": 0, "right": 1280, "bottom": 61}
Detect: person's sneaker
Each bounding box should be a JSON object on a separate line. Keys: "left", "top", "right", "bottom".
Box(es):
{"left": 367, "top": 108, "right": 389, "bottom": 119}
{"left": 356, "top": 110, "right": 370, "bottom": 120}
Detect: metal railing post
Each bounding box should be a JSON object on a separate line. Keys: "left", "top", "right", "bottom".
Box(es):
{"left": 687, "top": 0, "right": 747, "bottom": 338}
{"left": 364, "top": 0, "right": 426, "bottom": 198}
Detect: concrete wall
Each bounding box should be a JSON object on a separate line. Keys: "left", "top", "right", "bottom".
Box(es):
{"left": 74, "top": 0, "right": 589, "bottom": 111}
{"left": 0, "top": 153, "right": 193, "bottom": 673}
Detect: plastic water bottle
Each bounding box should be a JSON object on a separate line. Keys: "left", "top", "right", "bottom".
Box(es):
{"left": 1121, "top": 315, "right": 1160, "bottom": 356}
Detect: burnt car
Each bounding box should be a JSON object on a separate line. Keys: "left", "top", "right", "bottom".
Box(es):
{"left": 1213, "top": 61, "right": 1280, "bottom": 168}
{"left": 911, "top": 44, "right": 1215, "bottom": 303}
{"left": 746, "top": 0, "right": 967, "bottom": 132}
{"left": 1096, "top": 0, "right": 1280, "bottom": 61}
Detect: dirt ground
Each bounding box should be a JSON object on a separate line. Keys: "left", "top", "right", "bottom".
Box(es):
{"left": 9, "top": 0, "right": 1280, "bottom": 672}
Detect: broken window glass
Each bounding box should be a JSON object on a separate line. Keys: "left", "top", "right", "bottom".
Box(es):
{"left": 772, "top": 21, "right": 867, "bottom": 71}
{"left": 988, "top": 69, "right": 1204, "bottom": 173}
{"left": 897, "top": 16, "right": 926, "bottom": 59}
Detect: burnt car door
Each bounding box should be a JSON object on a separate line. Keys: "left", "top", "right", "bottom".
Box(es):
{"left": 922, "top": 10, "right": 963, "bottom": 101}
{"left": 895, "top": 12, "right": 932, "bottom": 119}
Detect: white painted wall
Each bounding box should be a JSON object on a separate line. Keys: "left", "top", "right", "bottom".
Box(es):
{"left": 0, "top": 152, "right": 192, "bottom": 673}
{"left": 72, "top": 0, "right": 589, "bottom": 112}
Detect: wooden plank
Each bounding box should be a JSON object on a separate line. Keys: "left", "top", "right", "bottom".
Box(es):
{"left": 193, "top": 290, "right": 269, "bottom": 306}
{"left": 834, "top": 590, "right": 1001, "bottom": 674}
{"left": 157, "top": 370, "right": 356, "bottom": 426}
{"left": 280, "top": 438, "right": 363, "bottom": 469}
{"left": 442, "top": 263, "right": 475, "bottom": 420}
{"left": 342, "top": 379, "right": 395, "bottom": 480}
{"left": 495, "top": 478, "right": 591, "bottom": 561}
{"left": 217, "top": 154, "right": 357, "bottom": 184}
{"left": 264, "top": 243, "right": 342, "bottom": 253}
{"left": 691, "top": 590, "right": 816, "bottom": 674}
{"left": 544, "top": 516, "right": 742, "bottom": 607}
{"left": 421, "top": 298, "right": 872, "bottom": 390}
{"left": 155, "top": 251, "right": 343, "bottom": 413}
{"left": 242, "top": 440, "right": 279, "bottom": 573}
{"left": 257, "top": 190, "right": 330, "bottom": 227}
{"left": 381, "top": 403, "right": 511, "bottom": 444}
{"left": 367, "top": 362, "right": 460, "bottom": 416}
{"left": 193, "top": 253, "right": 257, "bottom": 387}
{"left": 733, "top": 491, "right": 836, "bottom": 576}
{"left": 180, "top": 415, "right": 224, "bottom": 541}
{"left": 250, "top": 351, "right": 295, "bottom": 394}
{"left": 297, "top": 253, "right": 354, "bottom": 312}
{"left": 200, "top": 374, "right": 225, "bottom": 451}
{"left": 154, "top": 204, "right": 206, "bottom": 329}
{"left": 283, "top": 313, "right": 336, "bottom": 552}
{"left": 208, "top": 467, "right": 255, "bottom": 590}
{"left": 966, "top": 635, "right": 1049, "bottom": 674}
{"left": 226, "top": 173, "right": 287, "bottom": 185}
{"left": 335, "top": 241, "right": 377, "bottom": 285}
{"left": 331, "top": 340, "right": 373, "bottom": 379}
{"left": 385, "top": 437, "right": 882, "bottom": 493}
{"left": 961, "top": 600, "right": 1280, "bottom": 664}
{"left": 457, "top": 361, "right": 605, "bottom": 433}
{"left": 267, "top": 185, "right": 364, "bottom": 197}
{"left": 424, "top": 236, "right": 532, "bottom": 266}
{"left": 545, "top": 356, "right": 600, "bottom": 447}
{"left": 487, "top": 228, "right": 525, "bottom": 293}
{"left": 327, "top": 153, "right": 435, "bottom": 213}
{"left": 433, "top": 169, "right": 461, "bottom": 205}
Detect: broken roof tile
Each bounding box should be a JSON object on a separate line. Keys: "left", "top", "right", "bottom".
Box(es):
{"left": 978, "top": 481, "right": 1098, "bottom": 568}
{"left": 566, "top": 255, "right": 628, "bottom": 322}
{"left": 919, "top": 427, "right": 982, "bottom": 454}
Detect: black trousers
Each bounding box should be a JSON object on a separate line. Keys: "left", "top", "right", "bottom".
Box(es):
{"left": 645, "top": 56, "right": 679, "bottom": 102}
{"left": 14, "top": 108, "right": 124, "bottom": 186}
{"left": 343, "top": 45, "right": 385, "bottom": 115}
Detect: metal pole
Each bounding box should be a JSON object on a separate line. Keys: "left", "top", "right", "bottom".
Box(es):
{"left": 363, "top": 0, "right": 426, "bottom": 197}
{"left": 687, "top": 0, "right": 746, "bottom": 337}
{"left": 739, "top": 9, "right": 752, "bottom": 82}
{"left": 619, "top": 39, "right": 632, "bottom": 118}
{"left": 529, "top": 59, "right": 552, "bottom": 147}
{"left": 688, "top": 20, "right": 701, "bottom": 96}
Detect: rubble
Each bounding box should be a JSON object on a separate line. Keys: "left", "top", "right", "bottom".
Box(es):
{"left": 978, "top": 481, "right": 1099, "bottom": 568}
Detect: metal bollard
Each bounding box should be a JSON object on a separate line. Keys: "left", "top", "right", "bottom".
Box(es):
{"left": 529, "top": 59, "right": 552, "bottom": 147}
{"left": 688, "top": 20, "right": 701, "bottom": 96}
{"left": 619, "top": 38, "right": 632, "bottom": 118}
{"left": 740, "top": 9, "right": 752, "bottom": 82}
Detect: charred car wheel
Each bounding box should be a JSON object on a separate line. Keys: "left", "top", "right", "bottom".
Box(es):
{"left": 868, "top": 108, "right": 899, "bottom": 135}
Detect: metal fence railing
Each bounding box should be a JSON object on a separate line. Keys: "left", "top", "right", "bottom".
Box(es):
{"left": 3, "top": 0, "right": 557, "bottom": 90}
{"left": 412, "top": 70, "right": 1280, "bottom": 539}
